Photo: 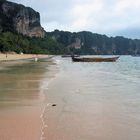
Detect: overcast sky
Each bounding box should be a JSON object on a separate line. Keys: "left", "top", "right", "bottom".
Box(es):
{"left": 10, "top": 0, "right": 140, "bottom": 39}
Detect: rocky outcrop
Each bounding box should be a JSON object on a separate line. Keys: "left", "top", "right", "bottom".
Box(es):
{"left": 0, "top": 0, "right": 45, "bottom": 38}
{"left": 47, "top": 30, "right": 140, "bottom": 55}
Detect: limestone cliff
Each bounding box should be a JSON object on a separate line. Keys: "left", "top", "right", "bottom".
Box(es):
{"left": 47, "top": 30, "right": 140, "bottom": 55}
{"left": 0, "top": 0, "right": 45, "bottom": 38}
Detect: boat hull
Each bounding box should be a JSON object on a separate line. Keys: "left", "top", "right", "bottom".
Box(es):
{"left": 72, "top": 56, "right": 119, "bottom": 62}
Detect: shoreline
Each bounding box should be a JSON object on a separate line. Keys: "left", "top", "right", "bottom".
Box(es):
{"left": 0, "top": 54, "right": 53, "bottom": 62}
{"left": 0, "top": 56, "right": 58, "bottom": 140}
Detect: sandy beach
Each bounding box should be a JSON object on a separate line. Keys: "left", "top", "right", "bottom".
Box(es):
{"left": 0, "top": 56, "right": 57, "bottom": 140}
{"left": 0, "top": 54, "right": 51, "bottom": 61}
{"left": 0, "top": 106, "right": 42, "bottom": 140}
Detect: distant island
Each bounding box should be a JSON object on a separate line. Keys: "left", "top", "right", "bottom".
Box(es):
{"left": 0, "top": 0, "right": 140, "bottom": 55}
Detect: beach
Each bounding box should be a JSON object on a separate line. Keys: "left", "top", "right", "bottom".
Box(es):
{"left": 0, "top": 56, "right": 58, "bottom": 140}
{"left": 0, "top": 54, "right": 50, "bottom": 61}
{"left": 0, "top": 56, "right": 140, "bottom": 140}
{"left": 0, "top": 106, "right": 42, "bottom": 140}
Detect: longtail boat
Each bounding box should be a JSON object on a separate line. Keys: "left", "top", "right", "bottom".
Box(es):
{"left": 72, "top": 56, "right": 119, "bottom": 62}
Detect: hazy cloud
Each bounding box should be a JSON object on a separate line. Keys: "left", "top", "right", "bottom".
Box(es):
{"left": 10, "top": 0, "right": 140, "bottom": 38}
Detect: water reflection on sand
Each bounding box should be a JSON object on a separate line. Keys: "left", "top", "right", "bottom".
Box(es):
{"left": 0, "top": 59, "right": 58, "bottom": 140}
{"left": 0, "top": 60, "right": 58, "bottom": 107}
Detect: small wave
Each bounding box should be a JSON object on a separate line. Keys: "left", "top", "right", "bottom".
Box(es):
{"left": 39, "top": 60, "right": 59, "bottom": 140}
{"left": 93, "top": 69, "right": 140, "bottom": 84}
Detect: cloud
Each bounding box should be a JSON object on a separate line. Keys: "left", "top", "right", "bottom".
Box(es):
{"left": 69, "top": 0, "right": 103, "bottom": 30}
{"left": 9, "top": 0, "right": 140, "bottom": 38}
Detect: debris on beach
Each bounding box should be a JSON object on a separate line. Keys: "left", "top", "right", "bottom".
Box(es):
{"left": 52, "top": 104, "right": 57, "bottom": 107}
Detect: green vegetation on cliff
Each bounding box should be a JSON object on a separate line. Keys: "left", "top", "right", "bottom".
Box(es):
{"left": 0, "top": 32, "right": 68, "bottom": 54}
{"left": 1, "top": 30, "right": 140, "bottom": 55}
{"left": 47, "top": 30, "right": 140, "bottom": 55}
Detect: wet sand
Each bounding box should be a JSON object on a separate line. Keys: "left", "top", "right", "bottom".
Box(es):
{"left": 0, "top": 106, "right": 42, "bottom": 140}
{"left": 0, "top": 58, "right": 58, "bottom": 140}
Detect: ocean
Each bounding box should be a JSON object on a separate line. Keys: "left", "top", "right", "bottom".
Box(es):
{"left": 43, "top": 56, "right": 140, "bottom": 140}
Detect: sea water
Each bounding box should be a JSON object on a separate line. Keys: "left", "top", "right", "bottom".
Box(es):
{"left": 43, "top": 56, "right": 140, "bottom": 140}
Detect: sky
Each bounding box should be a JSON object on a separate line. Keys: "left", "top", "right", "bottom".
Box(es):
{"left": 10, "top": 0, "right": 140, "bottom": 39}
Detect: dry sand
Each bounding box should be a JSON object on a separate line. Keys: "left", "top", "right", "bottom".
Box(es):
{"left": 0, "top": 54, "right": 50, "bottom": 61}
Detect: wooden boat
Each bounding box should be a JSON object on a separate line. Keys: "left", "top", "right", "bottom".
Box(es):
{"left": 72, "top": 56, "right": 119, "bottom": 62}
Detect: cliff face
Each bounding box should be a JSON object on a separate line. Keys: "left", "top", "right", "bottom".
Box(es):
{"left": 47, "top": 30, "right": 140, "bottom": 55}
{"left": 0, "top": 0, "right": 45, "bottom": 38}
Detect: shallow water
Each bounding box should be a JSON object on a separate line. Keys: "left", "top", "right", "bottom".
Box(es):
{"left": 42, "top": 56, "right": 140, "bottom": 140}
